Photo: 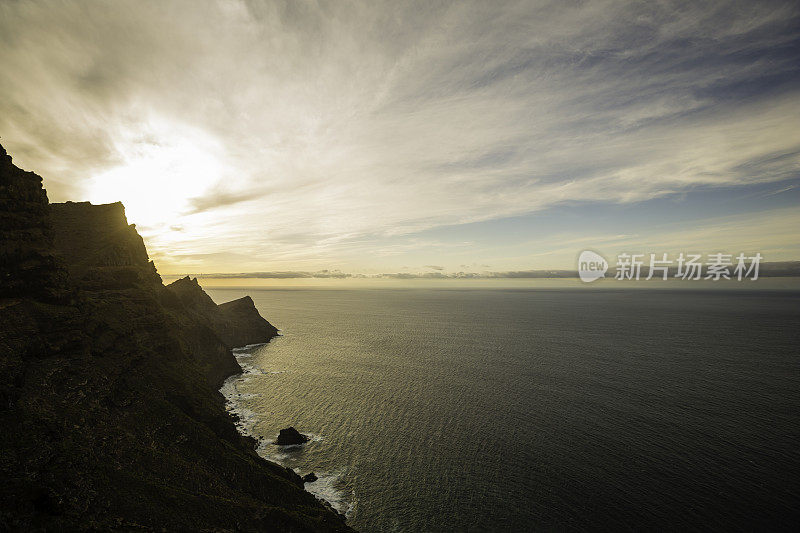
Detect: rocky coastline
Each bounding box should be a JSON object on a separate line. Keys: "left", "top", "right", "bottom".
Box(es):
{"left": 0, "top": 142, "right": 353, "bottom": 531}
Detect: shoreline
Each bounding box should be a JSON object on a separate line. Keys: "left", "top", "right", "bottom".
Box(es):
{"left": 220, "top": 341, "right": 356, "bottom": 519}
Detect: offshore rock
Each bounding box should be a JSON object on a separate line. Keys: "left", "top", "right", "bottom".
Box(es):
{"left": 276, "top": 427, "right": 310, "bottom": 445}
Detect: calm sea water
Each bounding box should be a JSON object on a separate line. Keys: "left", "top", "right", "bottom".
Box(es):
{"left": 209, "top": 288, "right": 800, "bottom": 532}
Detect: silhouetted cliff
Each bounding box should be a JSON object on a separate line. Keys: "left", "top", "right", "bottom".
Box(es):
{"left": 0, "top": 144, "right": 66, "bottom": 300}
{"left": 166, "top": 276, "right": 279, "bottom": 352}
{"left": 0, "top": 143, "right": 351, "bottom": 531}
{"left": 217, "top": 295, "right": 280, "bottom": 347}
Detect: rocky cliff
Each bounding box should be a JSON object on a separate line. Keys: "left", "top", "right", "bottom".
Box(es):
{"left": 0, "top": 143, "right": 351, "bottom": 531}
{"left": 166, "top": 276, "right": 279, "bottom": 352}
{"left": 0, "top": 144, "right": 66, "bottom": 301}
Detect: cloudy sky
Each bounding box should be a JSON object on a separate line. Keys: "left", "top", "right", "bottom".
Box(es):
{"left": 1, "top": 0, "right": 799, "bottom": 276}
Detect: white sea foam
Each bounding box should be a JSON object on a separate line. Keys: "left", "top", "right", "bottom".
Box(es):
{"left": 255, "top": 438, "right": 296, "bottom": 461}
{"left": 231, "top": 342, "right": 268, "bottom": 353}
{"left": 221, "top": 376, "right": 259, "bottom": 436}
{"left": 304, "top": 470, "right": 357, "bottom": 518}
{"left": 237, "top": 361, "right": 260, "bottom": 375}
{"left": 237, "top": 360, "right": 287, "bottom": 376}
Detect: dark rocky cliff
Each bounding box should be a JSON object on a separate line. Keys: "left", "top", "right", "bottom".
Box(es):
{"left": 0, "top": 143, "right": 352, "bottom": 531}
{"left": 166, "top": 276, "right": 279, "bottom": 352}
{"left": 217, "top": 295, "right": 280, "bottom": 347}
{"left": 0, "top": 144, "right": 66, "bottom": 301}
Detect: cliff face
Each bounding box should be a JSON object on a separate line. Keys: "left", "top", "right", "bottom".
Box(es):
{"left": 49, "top": 201, "right": 158, "bottom": 287}
{"left": 0, "top": 144, "right": 66, "bottom": 300}
{"left": 167, "top": 276, "right": 279, "bottom": 349}
{"left": 217, "top": 295, "right": 280, "bottom": 346}
{"left": 0, "top": 144, "right": 351, "bottom": 532}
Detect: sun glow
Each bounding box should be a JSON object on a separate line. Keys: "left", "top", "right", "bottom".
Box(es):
{"left": 86, "top": 123, "right": 222, "bottom": 228}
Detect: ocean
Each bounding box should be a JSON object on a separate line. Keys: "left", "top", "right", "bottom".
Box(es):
{"left": 209, "top": 287, "right": 800, "bottom": 532}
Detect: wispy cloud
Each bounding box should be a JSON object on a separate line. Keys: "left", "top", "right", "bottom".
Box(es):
{"left": 186, "top": 270, "right": 353, "bottom": 279}
{"left": 186, "top": 187, "right": 269, "bottom": 214}
{"left": 1, "top": 0, "right": 798, "bottom": 271}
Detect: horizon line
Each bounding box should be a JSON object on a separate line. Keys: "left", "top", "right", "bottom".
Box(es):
{"left": 162, "top": 261, "right": 800, "bottom": 280}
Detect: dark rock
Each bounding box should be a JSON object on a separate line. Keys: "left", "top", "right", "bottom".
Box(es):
{"left": 303, "top": 472, "right": 318, "bottom": 483}
{"left": 166, "top": 277, "right": 279, "bottom": 348}
{"left": 216, "top": 294, "right": 279, "bottom": 347}
{"left": 166, "top": 275, "right": 220, "bottom": 313}
{"left": 275, "top": 427, "right": 310, "bottom": 445}
{"left": 0, "top": 143, "right": 68, "bottom": 301}
{"left": 49, "top": 201, "right": 157, "bottom": 284}
{"left": 163, "top": 275, "right": 280, "bottom": 388}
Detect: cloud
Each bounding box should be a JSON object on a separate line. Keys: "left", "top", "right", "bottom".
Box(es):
{"left": 186, "top": 188, "right": 268, "bottom": 214}
{"left": 170, "top": 262, "right": 800, "bottom": 279}
{"left": 1, "top": 0, "right": 799, "bottom": 271}
{"left": 378, "top": 270, "right": 575, "bottom": 279}
{"left": 182, "top": 270, "right": 352, "bottom": 279}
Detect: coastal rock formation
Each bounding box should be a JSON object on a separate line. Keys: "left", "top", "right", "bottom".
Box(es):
{"left": 163, "top": 276, "right": 279, "bottom": 388}
{"left": 303, "top": 472, "right": 319, "bottom": 483}
{"left": 0, "top": 142, "right": 352, "bottom": 532}
{"left": 276, "top": 427, "right": 310, "bottom": 445}
{"left": 47, "top": 204, "right": 254, "bottom": 390}
{"left": 166, "top": 276, "right": 279, "bottom": 350}
{"left": 216, "top": 294, "right": 280, "bottom": 347}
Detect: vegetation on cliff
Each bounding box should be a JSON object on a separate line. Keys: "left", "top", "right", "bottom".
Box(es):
{"left": 0, "top": 143, "right": 352, "bottom": 531}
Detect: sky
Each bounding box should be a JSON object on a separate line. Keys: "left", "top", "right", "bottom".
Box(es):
{"left": 1, "top": 0, "right": 799, "bottom": 277}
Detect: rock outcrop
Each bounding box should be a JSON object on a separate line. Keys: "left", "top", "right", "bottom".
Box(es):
{"left": 46, "top": 204, "right": 251, "bottom": 390}
{"left": 166, "top": 276, "right": 279, "bottom": 350}
{"left": 163, "top": 275, "right": 279, "bottom": 388}
{"left": 276, "top": 427, "right": 310, "bottom": 446}
{"left": 166, "top": 275, "right": 220, "bottom": 314}
{"left": 0, "top": 144, "right": 66, "bottom": 300}
{"left": 216, "top": 295, "right": 280, "bottom": 347}
{"left": 0, "top": 142, "right": 352, "bottom": 532}
{"left": 49, "top": 201, "right": 157, "bottom": 285}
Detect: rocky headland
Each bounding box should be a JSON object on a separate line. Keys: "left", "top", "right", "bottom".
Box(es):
{"left": 0, "top": 142, "right": 352, "bottom": 531}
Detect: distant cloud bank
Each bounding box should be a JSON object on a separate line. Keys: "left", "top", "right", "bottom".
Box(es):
{"left": 174, "top": 262, "right": 800, "bottom": 280}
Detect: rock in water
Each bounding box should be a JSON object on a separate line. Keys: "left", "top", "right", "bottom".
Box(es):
{"left": 303, "top": 472, "right": 318, "bottom": 483}
{"left": 275, "top": 427, "right": 310, "bottom": 445}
